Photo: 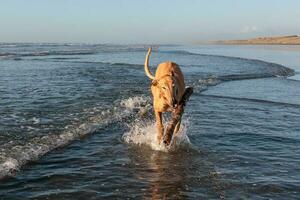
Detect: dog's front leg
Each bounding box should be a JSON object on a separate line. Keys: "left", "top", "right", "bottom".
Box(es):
{"left": 155, "top": 111, "right": 164, "bottom": 143}
{"left": 163, "top": 105, "right": 184, "bottom": 146}
{"left": 163, "top": 87, "right": 193, "bottom": 146}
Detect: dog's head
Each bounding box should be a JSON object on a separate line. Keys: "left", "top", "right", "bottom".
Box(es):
{"left": 152, "top": 72, "right": 180, "bottom": 108}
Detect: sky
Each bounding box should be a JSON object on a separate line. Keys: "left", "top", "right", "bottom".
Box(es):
{"left": 1, "top": 0, "right": 300, "bottom": 44}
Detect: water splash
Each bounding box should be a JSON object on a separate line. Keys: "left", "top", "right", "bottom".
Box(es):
{"left": 122, "top": 119, "right": 191, "bottom": 152}
{"left": 120, "top": 95, "right": 192, "bottom": 151}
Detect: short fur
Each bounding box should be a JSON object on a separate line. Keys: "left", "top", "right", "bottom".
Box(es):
{"left": 144, "top": 47, "right": 186, "bottom": 144}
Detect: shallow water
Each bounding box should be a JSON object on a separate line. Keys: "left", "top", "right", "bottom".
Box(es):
{"left": 0, "top": 44, "right": 299, "bottom": 199}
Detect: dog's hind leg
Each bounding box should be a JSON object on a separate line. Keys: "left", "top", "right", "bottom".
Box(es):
{"left": 155, "top": 111, "right": 164, "bottom": 143}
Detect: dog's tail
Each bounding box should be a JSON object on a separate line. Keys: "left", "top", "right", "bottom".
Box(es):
{"left": 144, "top": 47, "right": 155, "bottom": 80}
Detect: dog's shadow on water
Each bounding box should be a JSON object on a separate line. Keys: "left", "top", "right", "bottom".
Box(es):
{"left": 125, "top": 143, "right": 225, "bottom": 199}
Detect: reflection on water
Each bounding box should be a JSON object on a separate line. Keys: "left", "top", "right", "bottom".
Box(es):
{"left": 128, "top": 147, "right": 189, "bottom": 199}
{"left": 126, "top": 145, "right": 225, "bottom": 199}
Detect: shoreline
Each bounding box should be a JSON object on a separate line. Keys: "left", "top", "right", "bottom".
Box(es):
{"left": 212, "top": 35, "right": 300, "bottom": 45}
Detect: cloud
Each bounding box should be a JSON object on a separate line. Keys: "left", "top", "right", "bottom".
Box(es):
{"left": 241, "top": 25, "right": 258, "bottom": 33}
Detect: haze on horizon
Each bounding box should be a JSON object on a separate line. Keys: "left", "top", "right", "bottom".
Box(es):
{"left": 1, "top": 0, "right": 300, "bottom": 44}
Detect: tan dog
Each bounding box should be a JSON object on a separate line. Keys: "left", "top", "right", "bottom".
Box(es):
{"left": 144, "top": 47, "right": 186, "bottom": 144}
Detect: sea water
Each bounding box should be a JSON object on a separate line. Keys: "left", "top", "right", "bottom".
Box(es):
{"left": 0, "top": 43, "right": 299, "bottom": 199}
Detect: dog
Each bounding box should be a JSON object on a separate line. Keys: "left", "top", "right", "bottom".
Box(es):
{"left": 144, "top": 47, "right": 186, "bottom": 145}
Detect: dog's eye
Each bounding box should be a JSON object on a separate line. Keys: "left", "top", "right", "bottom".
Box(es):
{"left": 162, "top": 86, "right": 167, "bottom": 90}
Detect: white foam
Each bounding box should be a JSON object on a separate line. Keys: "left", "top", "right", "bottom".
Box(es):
{"left": 1, "top": 158, "right": 19, "bottom": 170}
{"left": 120, "top": 96, "right": 150, "bottom": 111}
{"left": 31, "top": 117, "right": 40, "bottom": 124}
{"left": 193, "top": 76, "right": 220, "bottom": 92}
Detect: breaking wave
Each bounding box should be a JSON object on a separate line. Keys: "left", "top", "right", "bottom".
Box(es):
{"left": 0, "top": 95, "right": 156, "bottom": 179}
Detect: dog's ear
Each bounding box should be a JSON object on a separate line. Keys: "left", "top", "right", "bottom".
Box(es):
{"left": 151, "top": 80, "right": 158, "bottom": 86}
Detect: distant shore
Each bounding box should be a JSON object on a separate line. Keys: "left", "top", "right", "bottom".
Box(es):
{"left": 213, "top": 35, "right": 300, "bottom": 45}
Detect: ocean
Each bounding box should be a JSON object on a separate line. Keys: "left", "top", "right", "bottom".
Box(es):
{"left": 0, "top": 43, "right": 299, "bottom": 199}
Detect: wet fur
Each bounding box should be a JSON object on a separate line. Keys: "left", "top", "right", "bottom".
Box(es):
{"left": 144, "top": 48, "right": 185, "bottom": 144}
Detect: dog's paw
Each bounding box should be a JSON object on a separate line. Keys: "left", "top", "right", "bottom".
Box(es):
{"left": 163, "top": 139, "right": 171, "bottom": 146}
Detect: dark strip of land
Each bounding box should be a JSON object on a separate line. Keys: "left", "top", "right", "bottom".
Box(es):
{"left": 214, "top": 35, "right": 300, "bottom": 45}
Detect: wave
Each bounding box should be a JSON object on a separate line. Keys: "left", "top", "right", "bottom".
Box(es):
{"left": 0, "top": 44, "right": 157, "bottom": 60}
{"left": 48, "top": 57, "right": 81, "bottom": 60}
{"left": 0, "top": 43, "right": 80, "bottom": 48}
{"left": 29, "top": 58, "right": 145, "bottom": 68}
{"left": 202, "top": 94, "right": 300, "bottom": 108}
{"left": 218, "top": 72, "right": 292, "bottom": 81}
{"left": 0, "top": 96, "right": 151, "bottom": 180}
{"left": 0, "top": 50, "right": 96, "bottom": 60}
{"left": 73, "top": 61, "right": 143, "bottom": 68}
{"left": 190, "top": 72, "right": 294, "bottom": 94}
{"left": 0, "top": 97, "right": 132, "bottom": 179}
{"left": 162, "top": 50, "right": 294, "bottom": 76}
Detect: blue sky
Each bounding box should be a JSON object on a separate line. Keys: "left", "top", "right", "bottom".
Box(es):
{"left": 1, "top": 0, "right": 300, "bottom": 43}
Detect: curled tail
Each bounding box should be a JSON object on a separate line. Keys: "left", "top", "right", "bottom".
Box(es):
{"left": 144, "top": 47, "right": 155, "bottom": 80}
